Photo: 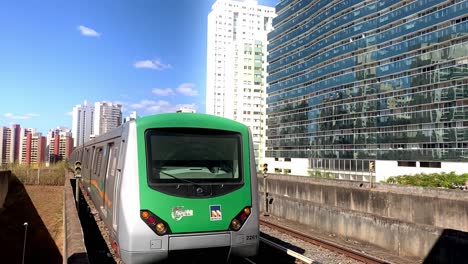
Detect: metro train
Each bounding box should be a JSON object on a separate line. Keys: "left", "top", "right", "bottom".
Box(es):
{"left": 69, "top": 113, "right": 260, "bottom": 263}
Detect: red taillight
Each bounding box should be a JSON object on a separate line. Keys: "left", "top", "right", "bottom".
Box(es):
{"left": 239, "top": 212, "right": 247, "bottom": 221}
{"left": 140, "top": 210, "right": 171, "bottom": 236}
{"left": 230, "top": 206, "right": 252, "bottom": 231}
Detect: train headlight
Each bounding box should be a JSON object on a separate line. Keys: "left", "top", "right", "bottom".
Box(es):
{"left": 230, "top": 219, "right": 241, "bottom": 231}
{"left": 155, "top": 223, "right": 167, "bottom": 235}
{"left": 230, "top": 206, "right": 252, "bottom": 231}
{"left": 244, "top": 207, "right": 251, "bottom": 215}
{"left": 141, "top": 211, "right": 149, "bottom": 219}
{"left": 140, "top": 210, "right": 171, "bottom": 236}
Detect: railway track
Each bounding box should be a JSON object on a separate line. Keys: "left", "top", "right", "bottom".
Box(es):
{"left": 241, "top": 232, "right": 314, "bottom": 264}
{"left": 260, "top": 219, "right": 389, "bottom": 264}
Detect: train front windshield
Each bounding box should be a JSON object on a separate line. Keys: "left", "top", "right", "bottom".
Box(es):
{"left": 145, "top": 128, "right": 243, "bottom": 184}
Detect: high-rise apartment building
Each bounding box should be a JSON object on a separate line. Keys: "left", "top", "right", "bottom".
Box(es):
{"left": 0, "top": 127, "right": 10, "bottom": 165}
{"left": 19, "top": 128, "right": 46, "bottom": 166}
{"left": 11, "top": 124, "right": 21, "bottom": 162}
{"left": 266, "top": 0, "right": 468, "bottom": 181}
{"left": 93, "top": 101, "right": 122, "bottom": 136}
{"left": 0, "top": 124, "right": 72, "bottom": 166}
{"left": 0, "top": 124, "right": 22, "bottom": 165}
{"left": 206, "top": 0, "right": 275, "bottom": 167}
{"left": 72, "top": 100, "right": 122, "bottom": 147}
{"left": 47, "top": 127, "right": 73, "bottom": 163}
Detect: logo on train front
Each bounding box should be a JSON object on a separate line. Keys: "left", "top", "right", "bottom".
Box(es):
{"left": 209, "top": 205, "right": 222, "bottom": 221}
{"left": 171, "top": 206, "right": 193, "bottom": 221}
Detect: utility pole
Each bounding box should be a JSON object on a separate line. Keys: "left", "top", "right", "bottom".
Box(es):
{"left": 263, "top": 163, "right": 269, "bottom": 216}
{"left": 369, "top": 161, "right": 375, "bottom": 188}
{"left": 22, "top": 222, "right": 28, "bottom": 264}
{"left": 74, "top": 162, "right": 82, "bottom": 209}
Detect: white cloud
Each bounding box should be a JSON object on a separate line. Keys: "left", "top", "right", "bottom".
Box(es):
{"left": 176, "top": 83, "right": 198, "bottom": 96}
{"left": 146, "top": 102, "right": 197, "bottom": 114}
{"left": 128, "top": 99, "right": 197, "bottom": 114}
{"left": 152, "top": 88, "right": 175, "bottom": 96}
{"left": 130, "top": 100, "right": 156, "bottom": 109}
{"left": 128, "top": 85, "right": 199, "bottom": 115}
{"left": 3, "top": 113, "right": 39, "bottom": 120}
{"left": 77, "top": 25, "right": 101, "bottom": 37}
{"left": 146, "top": 100, "right": 171, "bottom": 114}
{"left": 65, "top": 112, "right": 73, "bottom": 116}
{"left": 112, "top": 101, "right": 127, "bottom": 106}
{"left": 134, "top": 59, "right": 172, "bottom": 71}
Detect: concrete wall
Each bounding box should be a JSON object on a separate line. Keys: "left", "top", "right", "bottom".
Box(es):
{"left": 259, "top": 174, "right": 468, "bottom": 259}
{"left": 0, "top": 170, "right": 9, "bottom": 210}
{"left": 64, "top": 177, "right": 89, "bottom": 264}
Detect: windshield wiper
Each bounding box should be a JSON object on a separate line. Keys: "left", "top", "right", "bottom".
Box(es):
{"left": 158, "top": 170, "right": 202, "bottom": 187}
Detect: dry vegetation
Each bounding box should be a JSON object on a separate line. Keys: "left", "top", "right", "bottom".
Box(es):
{"left": 0, "top": 175, "right": 62, "bottom": 263}
{"left": 25, "top": 185, "right": 64, "bottom": 256}
{"left": 1, "top": 161, "right": 68, "bottom": 185}
{"left": 0, "top": 164, "right": 66, "bottom": 263}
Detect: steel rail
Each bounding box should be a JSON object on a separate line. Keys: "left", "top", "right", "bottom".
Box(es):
{"left": 260, "top": 219, "right": 389, "bottom": 264}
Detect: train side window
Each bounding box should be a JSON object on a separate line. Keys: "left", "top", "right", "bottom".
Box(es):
{"left": 94, "top": 148, "right": 104, "bottom": 175}
{"left": 89, "top": 147, "right": 95, "bottom": 170}
{"left": 84, "top": 148, "right": 89, "bottom": 169}
{"left": 106, "top": 144, "right": 119, "bottom": 179}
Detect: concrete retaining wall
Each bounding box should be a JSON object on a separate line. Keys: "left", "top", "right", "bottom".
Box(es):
{"left": 259, "top": 174, "right": 468, "bottom": 260}
{"left": 64, "top": 177, "right": 89, "bottom": 264}
{"left": 0, "top": 170, "right": 10, "bottom": 210}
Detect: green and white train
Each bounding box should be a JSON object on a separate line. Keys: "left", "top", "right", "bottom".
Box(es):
{"left": 70, "top": 113, "right": 260, "bottom": 263}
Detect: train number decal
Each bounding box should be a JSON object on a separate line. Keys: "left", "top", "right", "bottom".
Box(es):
{"left": 246, "top": 234, "right": 258, "bottom": 241}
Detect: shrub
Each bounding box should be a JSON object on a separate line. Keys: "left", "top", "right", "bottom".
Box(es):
{"left": 385, "top": 172, "right": 468, "bottom": 189}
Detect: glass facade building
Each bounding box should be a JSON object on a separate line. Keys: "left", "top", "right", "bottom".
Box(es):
{"left": 266, "top": 0, "right": 468, "bottom": 180}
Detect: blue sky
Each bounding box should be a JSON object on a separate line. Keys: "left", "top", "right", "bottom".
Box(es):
{"left": 0, "top": 0, "right": 277, "bottom": 134}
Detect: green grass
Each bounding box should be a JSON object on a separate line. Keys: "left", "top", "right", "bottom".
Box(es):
{"left": 385, "top": 171, "right": 468, "bottom": 189}
{"left": 0, "top": 161, "right": 68, "bottom": 185}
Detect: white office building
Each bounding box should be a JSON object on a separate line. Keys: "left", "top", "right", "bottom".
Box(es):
{"left": 206, "top": 0, "right": 275, "bottom": 168}
{"left": 93, "top": 101, "right": 122, "bottom": 136}
{"left": 72, "top": 100, "right": 95, "bottom": 147}
{"left": 176, "top": 107, "right": 196, "bottom": 113}
{"left": 72, "top": 100, "right": 122, "bottom": 147}
{"left": 124, "top": 111, "right": 139, "bottom": 123}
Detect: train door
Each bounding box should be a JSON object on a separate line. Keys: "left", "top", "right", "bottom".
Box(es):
{"left": 87, "top": 147, "right": 95, "bottom": 193}
{"left": 112, "top": 130, "right": 127, "bottom": 234}
{"left": 81, "top": 148, "right": 89, "bottom": 188}
{"left": 91, "top": 146, "right": 106, "bottom": 210}
{"left": 103, "top": 142, "right": 119, "bottom": 225}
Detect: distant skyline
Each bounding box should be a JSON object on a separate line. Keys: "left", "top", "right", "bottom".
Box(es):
{"left": 0, "top": 0, "right": 277, "bottom": 133}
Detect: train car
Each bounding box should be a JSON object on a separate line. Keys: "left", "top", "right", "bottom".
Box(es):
{"left": 70, "top": 113, "right": 259, "bottom": 263}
